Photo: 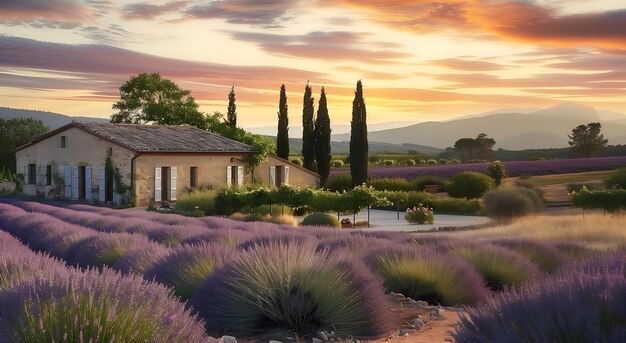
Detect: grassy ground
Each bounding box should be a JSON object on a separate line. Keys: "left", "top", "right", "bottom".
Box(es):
{"left": 504, "top": 170, "right": 613, "bottom": 187}
{"left": 504, "top": 170, "right": 611, "bottom": 202}
{"left": 454, "top": 212, "right": 626, "bottom": 250}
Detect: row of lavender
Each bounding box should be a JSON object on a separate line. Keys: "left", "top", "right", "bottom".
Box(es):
{"left": 330, "top": 155, "right": 626, "bottom": 179}
{"left": 1, "top": 199, "right": 625, "bottom": 341}
{"left": 0, "top": 230, "right": 210, "bottom": 342}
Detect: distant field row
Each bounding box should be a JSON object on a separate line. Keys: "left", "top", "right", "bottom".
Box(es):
{"left": 330, "top": 156, "right": 626, "bottom": 180}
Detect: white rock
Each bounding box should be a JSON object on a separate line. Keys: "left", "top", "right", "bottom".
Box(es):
{"left": 312, "top": 338, "right": 324, "bottom": 343}
{"left": 221, "top": 336, "right": 237, "bottom": 343}
{"left": 317, "top": 331, "right": 329, "bottom": 341}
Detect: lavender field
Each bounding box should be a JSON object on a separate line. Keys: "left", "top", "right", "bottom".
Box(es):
{"left": 1, "top": 198, "right": 625, "bottom": 342}
{"left": 331, "top": 155, "right": 626, "bottom": 180}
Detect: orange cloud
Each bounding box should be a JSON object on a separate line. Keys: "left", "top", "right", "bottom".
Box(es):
{"left": 335, "top": 0, "right": 626, "bottom": 50}
{"left": 0, "top": 0, "right": 92, "bottom": 21}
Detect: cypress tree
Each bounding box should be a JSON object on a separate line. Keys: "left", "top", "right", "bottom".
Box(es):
{"left": 227, "top": 86, "right": 237, "bottom": 128}
{"left": 302, "top": 81, "right": 315, "bottom": 171}
{"left": 276, "top": 84, "right": 289, "bottom": 159}
{"left": 349, "top": 80, "right": 368, "bottom": 187}
{"left": 314, "top": 87, "right": 331, "bottom": 186}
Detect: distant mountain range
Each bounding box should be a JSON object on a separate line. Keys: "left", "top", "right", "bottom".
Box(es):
{"left": 331, "top": 103, "right": 626, "bottom": 150}
{"left": 0, "top": 107, "right": 109, "bottom": 128}
{"left": 247, "top": 121, "right": 419, "bottom": 137}
{"left": 3, "top": 102, "right": 626, "bottom": 152}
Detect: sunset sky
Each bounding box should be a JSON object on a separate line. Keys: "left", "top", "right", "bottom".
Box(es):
{"left": 1, "top": 0, "right": 625, "bottom": 127}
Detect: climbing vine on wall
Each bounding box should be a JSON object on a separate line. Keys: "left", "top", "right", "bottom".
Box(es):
{"left": 105, "top": 157, "right": 131, "bottom": 195}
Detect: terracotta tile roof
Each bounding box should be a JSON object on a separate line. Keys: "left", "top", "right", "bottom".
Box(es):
{"left": 74, "top": 123, "right": 256, "bottom": 153}
{"left": 14, "top": 122, "right": 256, "bottom": 153}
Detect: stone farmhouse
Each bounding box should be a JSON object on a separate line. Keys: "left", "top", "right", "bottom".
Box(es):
{"left": 15, "top": 122, "right": 319, "bottom": 206}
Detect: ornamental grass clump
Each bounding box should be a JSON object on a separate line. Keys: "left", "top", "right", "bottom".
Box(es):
{"left": 301, "top": 212, "right": 341, "bottom": 228}
{"left": 367, "top": 246, "right": 488, "bottom": 306}
{"left": 0, "top": 268, "right": 210, "bottom": 343}
{"left": 491, "top": 239, "right": 566, "bottom": 274}
{"left": 405, "top": 204, "right": 434, "bottom": 224}
{"left": 447, "top": 242, "right": 541, "bottom": 291}
{"left": 454, "top": 252, "right": 626, "bottom": 343}
{"left": 191, "top": 242, "right": 394, "bottom": 339}
{"left": 145, "top": 243, "right": 233, "bottom": 301}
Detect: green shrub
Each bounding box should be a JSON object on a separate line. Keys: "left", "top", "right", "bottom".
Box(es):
{"left": 403, "top": 191, "right": 484, "bottom": 215}
{"left": 405, "top": 159, "right": 416, "bottom": 166}
{"left": 290, "top": 157, "right": 303, "bottom": 166}
{"left": 566, "top": 183, "right": 599, "bottom": 193}
{"left": 174, "top": 190, "right": 217, "bottom": 216}
{"left": 438, "top": 158, "right": 449, "bottom": 165}
{"left": 331, "top": 160, "right": 344, "bottom": 168}
{"left": 604, "top": 167, "right": 626, "bottom": 189}
{"left": 302, "top": 212, "right": 341, "bottom": 228}
{"left": 486, "top": 160, "right": 507, "bottom": 186}
{"left": 426, "top": 159, "right": 438, "bottom": 165}
{"left": 446, "top": 171, "right": 495, "bottom": 199}
{"left": 571, "top": 187, "right": 626, "bottom": 213}
{"left": 483, "top": 187, "right": 543, "bottom": 218}
{"left": 449, "top": 158, "right": 461, "bottom": 164}
{"left": 383, "top": 160, "right": 394, "bottom": 166}
{"left": 229, "top": 212, "right": 298, "bottom": 226}
{"left": 404, "top": 205, "right": 434, "bottom": 224}
{"left": 368, "top": 177, "right": 414, "bottom": 191}
{"left": 324, "top": 174, "right": 353, "bottom": 192}
{"left": 411, "top": 175, "right": 449, "bottom": 192}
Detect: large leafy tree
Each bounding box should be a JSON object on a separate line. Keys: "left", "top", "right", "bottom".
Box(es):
{"left": 568, "top": 122, "right": 608, "bottom": 158}
{"left": 276, "top": 84, "right": 289, "bottom": 159}
{"left": 314, "top": 87, "right": 331, "bottom": 186}
{"left": 349, "top": 80, "right": 368, "bottom": 187}
{"left": 453, "top": 133, "right": 496, "bottom": 161}
{"left": 227, "top": 86, "right": 237, "bottom": 128}
{"left": 0, "top": 118, "right": 49, "bottom": 172}
{"left": 110, "top": 73, "right": 206, "bottom": 128}
{"left": 301, "top": 81, "right": 315, "bottom": 171}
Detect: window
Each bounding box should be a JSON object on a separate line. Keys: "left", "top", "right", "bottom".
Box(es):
{"left": 190, "top": 167, "right": 197, "bottom": 188}
{"left": 107, "top": 147, "right": 113, "bottom": 156}
{"left": 227, "top": 165, "right": 243, "bottom": 187}
{"left": 61, "top": 136, "right": 66, "bottom": 148}
{"left": 231, "top": 166, "right": 238, "bottom": 186}
{"left": 28, "top": 164, "right": 36, "bottom": 185}
{"left": 46, "top": 165, "right": 52, "bottom": 186}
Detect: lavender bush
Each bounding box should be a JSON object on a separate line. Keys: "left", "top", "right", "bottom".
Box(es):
{"left": 145, "top": 242, "right": 233, "bottom": 300}
{"left": 67, "top": 233, "right": 161, "bottom": 268}
{"left": 0, "top": 268, "right": 210, "bottom": 343}
{"left": 455, "top": 252, "right": 626, "bottom": 343}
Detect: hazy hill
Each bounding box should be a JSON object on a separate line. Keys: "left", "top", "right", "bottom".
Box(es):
{"left": 287, "top": 138, "right": 443, "bottom": 155}
{"left": 332, "top": 103, "right": 626, "bottom": 150}
{"left": 0, "top": 107, "right": 108, "bottom": 128}
{"left": 248, "top": 121, "right": 419, "bottom": 137}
